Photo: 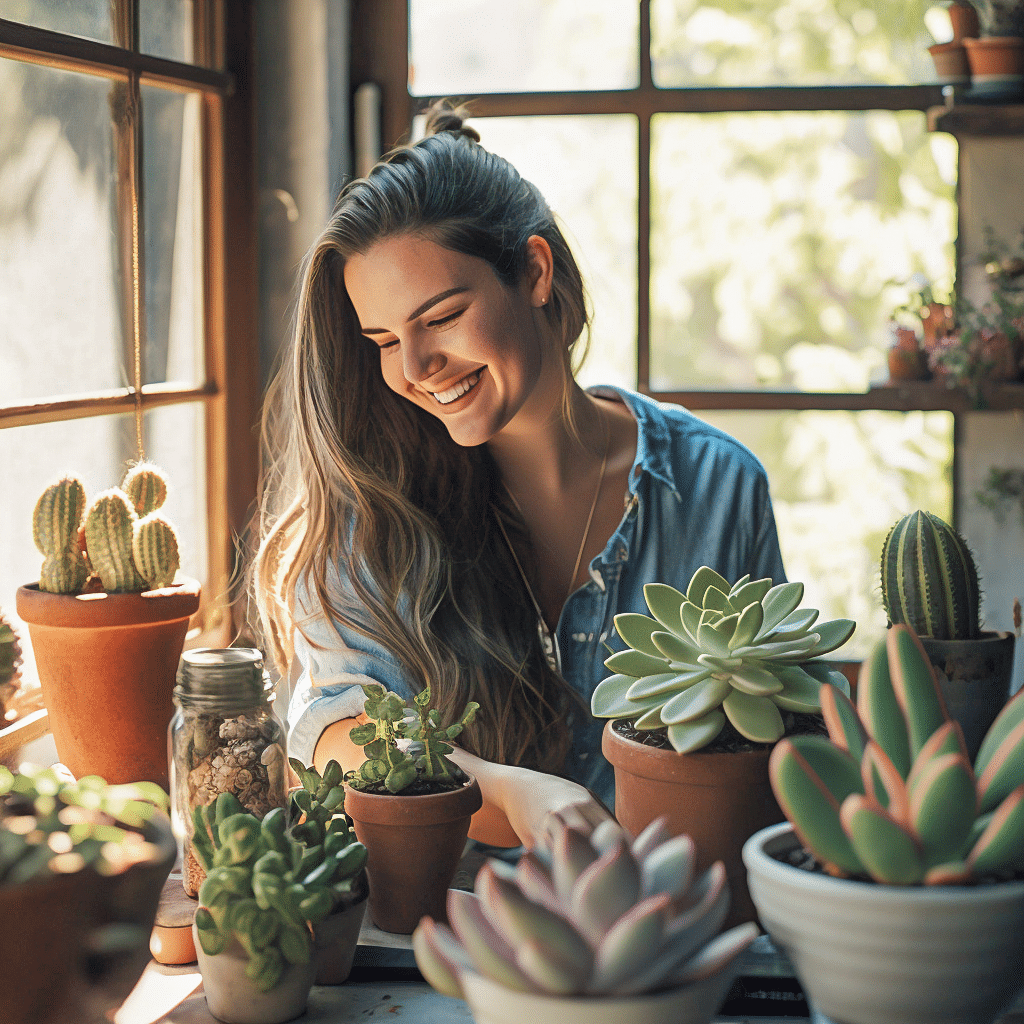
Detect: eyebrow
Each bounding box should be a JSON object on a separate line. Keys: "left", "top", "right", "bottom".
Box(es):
{"left": 359, "top": 287, "right": 469, "bottom": 335}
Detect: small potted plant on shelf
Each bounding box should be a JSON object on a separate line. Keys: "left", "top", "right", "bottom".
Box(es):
{"left": 743, "top": 624, "right": 1024, "bottom": 1024}
{"left": 15, "top": 465, "right": 201, "bottom": 789}
{"left": 191, "top": 785, "right": 368, "bottom": 1024}
{"left": 964, "top": 1, "right": 1024, "bottom": 95}
{"left": 880, "top": 509, "right": 1015, "bottom": 759}
{"left": 0, "top": 609, "right": 23, "bottom": 734}
{"left": 343, "top": 682, "right": 482, "bottom": 934}
{"left": 590, "top": 565, "right": 855, "bottom": 927}
{"left": 0, "top": 764, "right": 175, "bottom": 1024}
{"left": 413, "top": 804, "right": 759, "bottom": 1024}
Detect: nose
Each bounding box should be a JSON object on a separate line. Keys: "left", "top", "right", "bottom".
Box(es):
{"left": 401, "top": 334, "right": 446, "bottom": 385}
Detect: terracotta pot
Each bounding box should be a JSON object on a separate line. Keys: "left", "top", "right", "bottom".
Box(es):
{"left": 745, "top": 822, "right": 1024, "bottom": 1024}
{"left": 603, "top": 721, "right": 782, "bottom": 929}
{"left": 950, "top": 0, "right": 982, "bottom": 39}
{"left": 887, "top": 346, "right": 929, "bottom": 382}
{"left": 929, "top": 40, "right": 972, "bottom": 82}
{"left": 919, "top": 631, "right": 1016, "bottom": 763}
{"left": 312, "top": 885, "right": 368, "bottom": 984}
{"left": 0, "top": 809, "right": 175, "bottom": 1024}
{"left": 461, "top": 966, "right": 741, "bottom": 1024}
{"left": 964, "top": 35, "right": 1024, "bottom": 94}
{"left": 193, "top": 924, "right": 316, "bottom": 1024}
{"left": 16, "top": 578, "right": 200, "bottom": 790}
{"left": 344, "top": 776, "right": 482, "bottom": 934}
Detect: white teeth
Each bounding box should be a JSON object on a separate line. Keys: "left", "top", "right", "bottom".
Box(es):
{"left": 433, "top": 372, "right": 480, "bottom": 405}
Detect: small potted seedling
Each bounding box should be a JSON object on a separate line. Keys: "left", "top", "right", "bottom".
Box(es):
{"left": 344, "top": 683, "right": 482, "bottom": 933}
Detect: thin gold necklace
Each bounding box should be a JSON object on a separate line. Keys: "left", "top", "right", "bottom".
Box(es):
{"left": 498, "top": 418, "right": 610, "bottom": 628}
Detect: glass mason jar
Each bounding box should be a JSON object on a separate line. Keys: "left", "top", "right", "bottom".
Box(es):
{"left": 169, "top": 648, "right": 288, "bottom": 897}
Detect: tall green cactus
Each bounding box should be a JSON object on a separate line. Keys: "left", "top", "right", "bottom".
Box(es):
{"left": 132, "top": 513, "right": 180, "bottom": 589}
{"left": 33, "top": 477, "right": 90, "bottom": 593}
{"left": 84, "top": 489, "right": 148, "bottom": 592}
{"left": 123, "top": 462, "right": 168, "bottom": 516}
{"left": 880, "top": 510, "right": 980, "bottom": 641}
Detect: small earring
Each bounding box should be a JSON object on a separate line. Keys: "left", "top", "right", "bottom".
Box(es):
{"left": 541, "top": 295, "right": 548, "bottom": 305}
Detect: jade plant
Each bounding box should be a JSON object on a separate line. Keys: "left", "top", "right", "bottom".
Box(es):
{"left": 192, "top": 770, "right": 367, "bottom": 993}
{"left": 591, "top": 566, "right": 855, "bottom": 753}
{"left": 770, "top": 624, "right": 1024, "bottom": 885}
{"left": 413, "top": 804, "right": 758, "bottom": 999}
{"left": 0, "top": 763, "right": 169, "bottom": 884}
{"left": 880, "top": 509, "right": 980, "bottom": 642}
{"left": 346, "top": 683, "right": 479, "bottom": 794}
{"left": 32, "top": 462, "right": 180, "bottom": 594}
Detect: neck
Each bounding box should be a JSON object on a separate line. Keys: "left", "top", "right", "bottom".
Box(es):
{"left": 487, "top": 380, "right": 606, "bottom": 500}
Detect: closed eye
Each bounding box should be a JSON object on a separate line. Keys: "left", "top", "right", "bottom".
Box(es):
{"left": 427, "top": 309, "right": 464, "bottom": 330}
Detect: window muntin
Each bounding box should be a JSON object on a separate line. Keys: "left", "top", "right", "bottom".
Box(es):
{"left": 650, "top": 110, "right": 957, "bottom": 391}
{"left": 409, "top": 0, "right": 640, "bottom": 95}
{"left": 0, "top": 0, "right": 113, "bottom": 46}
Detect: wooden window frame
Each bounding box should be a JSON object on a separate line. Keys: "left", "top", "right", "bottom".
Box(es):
{"left": 0, "top": 1, "right": 260, "bottom": 649}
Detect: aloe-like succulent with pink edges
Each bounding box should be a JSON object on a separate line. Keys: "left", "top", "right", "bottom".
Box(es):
{"left": 770, "top": 624, "right": 1024, "bottom": 885}
{"left": 412, "top": 805, "right": 758, "bottom": 1000}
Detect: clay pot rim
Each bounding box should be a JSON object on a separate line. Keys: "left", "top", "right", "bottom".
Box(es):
{"left": 602, "top": 719, "right": 773, "bottom": 785}
{"left": 929, "top": 39, "right": 968, "bottom": 54}
{"left": 16, "top": 577, "right": 201, "bottom": 628}
{"left": 916, "top": 629, "right": 1014, "bottom": 650}
{"left": 343, "top": 775, "right": 482, "bottom": 825}
{"left": 964, "top": 35, "right": 1024, "bottom": 49}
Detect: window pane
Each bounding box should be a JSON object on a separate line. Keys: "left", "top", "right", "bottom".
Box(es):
{"left": 140, "top": 0, "right": 195, "bottom": 64}
{"left": 409, "top": 0, "right": 639, "bottom": 95}
{"left": 142, "top": 86, "right": 204, "bottom": 385}
{"left": 0, "top": 0, "right": 112, "bottom": 45}
{"left": 651, "top": 0, "right": 948, "bottom": 87}
{"left": 468, "top": 115, "right": 638, "bottom": 390}
{"left": 698, "top": 409, "right": 954, "bottom": 659}
{"left": 0, "top": 406, "right": 209, "bottom": 667}
{"left": 651, "top": 110, "right": 956, "bottom": 391}
{"left": 0, "top": 59, "right": 125, "bottom": 402}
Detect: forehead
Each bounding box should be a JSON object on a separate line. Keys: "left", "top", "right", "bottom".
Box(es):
{"left": 343, "top": 233, "right": 492, "bottom": 320}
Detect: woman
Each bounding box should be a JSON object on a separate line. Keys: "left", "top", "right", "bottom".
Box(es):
{"left": 252, "top": 103, "right": 786, "bottom": 846}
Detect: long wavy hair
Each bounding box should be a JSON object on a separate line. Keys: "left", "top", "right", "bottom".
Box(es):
{"left": 251, "top": 103, "right": 590, "bottom": 772}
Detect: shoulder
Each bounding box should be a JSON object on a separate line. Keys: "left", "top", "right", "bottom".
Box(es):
{"left": 590, "top": 385, "right": 770, "bottom": 493}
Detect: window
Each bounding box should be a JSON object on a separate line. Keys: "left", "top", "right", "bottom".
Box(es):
{"left": 0, "top": 3, "right": 259, "bottom": 684}
{"left": 386, "top": 0, "right": 962, "bottom": 655}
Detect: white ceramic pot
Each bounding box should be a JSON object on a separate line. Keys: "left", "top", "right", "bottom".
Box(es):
{"left": 192, "top": 923, "right": 317, "bottom": 1024}
{"left": 743, "top": 822, "right": 1024, "bottom": 1024}
{"left": 460, "top": 967, "right": 738, "bottom": 1024}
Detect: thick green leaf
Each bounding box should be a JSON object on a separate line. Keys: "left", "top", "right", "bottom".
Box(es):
{"left": 729, "top": 578, "right": 773, "bottom": 608}
{"left": 763, "top": 608, "right": 818, "bottom": 639}
{"left": 686, "top": 566, "right": 730, "bottom": 607}
{"left": 650, "top": 630, "right": 699, "bottom": 665}
{"left": 591, "top": 894, "right": 670, "bottom": 994}
{"left": 729, "top": 664, "right": 784, "bottom": 697}
{"left": 757, "top": 581, "right": 805, "bottom": 637}
{"left": 666, "top": 711, "right": 726, "bottom": 752}
{"left": 680, "top": 601, "right": 703, "bottom": 644}
{"left": 633, "top": 706, "right": 667, "bottom": 729}
{"left": 729, "top": 600, "right": 764, "bottom": 650}
{"left": 887, "top": 626, "right": 948, "bottom": 761}
{"left": 731, "top": 635, "right": 819, "bottom": 660}
{"left": 447, "top": 888, "right": 532, "bottom": 992}
{"left": 820, "top": 684, "right": 867, "bottom": 760}
{"left": 976, "top": 688, "right": 1024, "bottom": 778}
{"left": 771, "top": 665, "right": 824, "bottom": 714}
{"left": 592, "top": 674, "right": 662, "bottom": 719}
{"left": 909, "top": 752, "right": 976, "bottom": 868}
{"left": 614, "top": 613, "right": 665, "bottom": 658}
{"left": 643, "top": 583, "right": 686, "bottom": 635}
{"left": 697, "top": 621, "right": 732, "bottom": 659}
{"left": 802, "top": 619, "right": 856, "bottom": 658}
{"left": 722, "top": 690, "right": 784, "bottom": 743}
{"left": 969, "top": 786, "right": 1024, "bottom": 874}
{"left": 660, "top": 676, "right": 733, "bottom": 724}
{"left": 841, "top": 794, "right": 923, "bottom": 885}
{"left": 977, "top": 718, "right": 1024, "bottom": 814}
{"left": 570, "top": 837, "right": 641, "bottom": 943}
{"left": 857, "top": 636, "right": 911, "bottom": 777}
{"left": 604, "top": 649, "right": 669, "bottom": 677}
{"left": 626, "top": 671, "right": 698, "bottom": 700}
{"left": 412, "top": 919, "right": 469, "bottom": 999}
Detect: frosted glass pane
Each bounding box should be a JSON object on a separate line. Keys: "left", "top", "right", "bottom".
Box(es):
{"left": 651, "top": 0, "right": 947, "bottom": 87}
{"left": 467, "top": 115, "right": 638, "bottom": 391}
{"left": 651, "top": 110, "right": 957, "bottom": 391}
{"left": 140, "top": 0, "right": 195, "bottom": 64}
{"left": 409, "top": 0, "right": 639, "bottom": 95}
{"left": 0, "top": 0, "right": 112, "bottom": 45}
{"left": 699, "top": 408, "right": 953, "bottom": 658}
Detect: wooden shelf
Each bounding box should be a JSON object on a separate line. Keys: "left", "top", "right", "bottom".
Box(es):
{"left": 929, "top": 102, "right": 1024, "bottom": 137}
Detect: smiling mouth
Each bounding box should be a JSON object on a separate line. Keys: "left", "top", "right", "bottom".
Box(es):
{"left": 432, "top": 371, "right": 481, "bottom": 406}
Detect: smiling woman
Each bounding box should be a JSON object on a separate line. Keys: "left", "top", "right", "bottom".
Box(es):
{"left": 250, "top": 101, "right": 787, "bottom": 847}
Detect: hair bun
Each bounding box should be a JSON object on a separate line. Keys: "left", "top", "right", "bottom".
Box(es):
{"left": 422, "top": 99, "right": 481, "bottom": 144}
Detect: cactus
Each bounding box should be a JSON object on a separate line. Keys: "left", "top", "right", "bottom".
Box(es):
{"left": 590, "top": 566, "right": 855, "bottom": 753}
{"left": 84, "top": 488, "right": 148, "bottom": 592}
{"left": 0, "top": 610, "right": 23, "bottom": 725}
{"left": 880, "top": 510, "right": 981, "bottom": 642}
{"left": 122, "top": 461, "right": 168, "bottom": 516}
{"left": 1, "top": 764, "right": 168, "bottom": 885}
{"left": 413, "top": 804, "right": 758, "bottom": 999}
{"left": 32, "top": 477, "right": 89, "bottom": 594}
{"left": 347, "top": 684, "right": 479, "bottom": 794}
{"left": 769, "top": 624, "right": 1024, "bottom": 885}
{"left": 192, "top": 779, "right": 367, "bottom": 993}
{"left": 132, "top": 513, "right": 180, "bottom": 589}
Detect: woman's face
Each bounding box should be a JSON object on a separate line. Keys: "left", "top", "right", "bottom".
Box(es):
{"left": 343, "top": 232, "right": 560, "bottom": 448}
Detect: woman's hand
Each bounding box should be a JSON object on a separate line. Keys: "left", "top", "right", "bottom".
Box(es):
{"left": 447, "top": 747, "right": 612, "bottom": 848}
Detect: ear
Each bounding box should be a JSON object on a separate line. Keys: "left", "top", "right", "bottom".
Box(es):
{"left": 522, "top": 235, "right": 554, "bottom": 307}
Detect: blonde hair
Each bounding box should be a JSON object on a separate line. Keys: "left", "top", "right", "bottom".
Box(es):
{"left": 251, "top": 103, "right": 590, "bottom": 771}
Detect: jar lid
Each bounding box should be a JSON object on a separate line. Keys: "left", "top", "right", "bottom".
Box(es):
{"left": 175, "top": 647, "right": 274, "bottom": 704}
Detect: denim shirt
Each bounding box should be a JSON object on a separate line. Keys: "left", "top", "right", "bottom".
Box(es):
{"left": 287, "top": 386, "right": 786, "bottom": 808}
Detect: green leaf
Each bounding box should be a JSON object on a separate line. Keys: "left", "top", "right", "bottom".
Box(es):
{"left": 650, "top": 630, "right": 699, "bottom": 665}
{"left": 666, "top": 711, "right": 726, "bottom": 752}
{"left": 858, "top": 636, "right": 911, "bottom": 777}
{"left": 757, "top": 581, "right": 805, "bottom": 637}
{"left": 722, "top": 690, "right": 784, "bottom": 743}
{"left": 604, "top": 649, "right": 669, "bottom": 677}
{"left": 633, "top": 706, "right": 666, "bottom": 729}
{"left": 888, "top": 626, "right": 948, "bottom": 762}
{"left": 660, "top": 676, "right": 733, "bottom": 724}
{"left": 977, "top": 718, "right": 1024, "bottom": 814}
{"left": 763, "top": 607, "right": 818, "bottom": 639}
{"left": 841, "top": 794, "right": 923, "bottom": 885}
{"left": 909, "top": 753, "right": 976, "bottom": 869}
{"left": 728, "top": 664, "right": 783, "bottom": 697}
{"left": 702, "top": 586, "right": 731, "bottom": 613}
{"left": 697, "top": 621, "right": 732, "bottom": 659}
{"left": 626, "top": 670, "right": 705, "bottom": 700}
{"left": 976, "top": 689, "right": 1024, "bottom": 778}
{"left": 591, "top": 673, "right": 665, "bottom": 719}
{"left": 680, "top": 601, "right": 703, "bottom": 644}
{"left": 771, "top": 665, "right": 825, "bottom": 714}
{"left": 729, "top": 600, "right": 764, "bottom": 650}
{"left": 685, "top": 566, "right": 730, "bottom": 607}
{"left": 643, "top": 583, "right": 686, "bottom": 635}
{"left": 969, "top": 787, "right": 1024, "bottom": 874}
{"left": 385, "top": 764, "right": 418, "bottom": 793}
{"left": 802, "top": 619, "right": 856, "bottom": 657}
{"left": 348, "top": 723, "right": 376, "bottom": 746}
{"left": 613, "top": 614, "right": 665, "bottom": 657}
{"left": 729, "top": 578, "right": 773, "bottom": 607}
{"left": 731, "top": 635, "right": 819, "bottom": 660}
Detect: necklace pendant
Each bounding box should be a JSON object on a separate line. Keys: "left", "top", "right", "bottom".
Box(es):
{"left": 538, "top": 618, "right": 561, "bottom": 673}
